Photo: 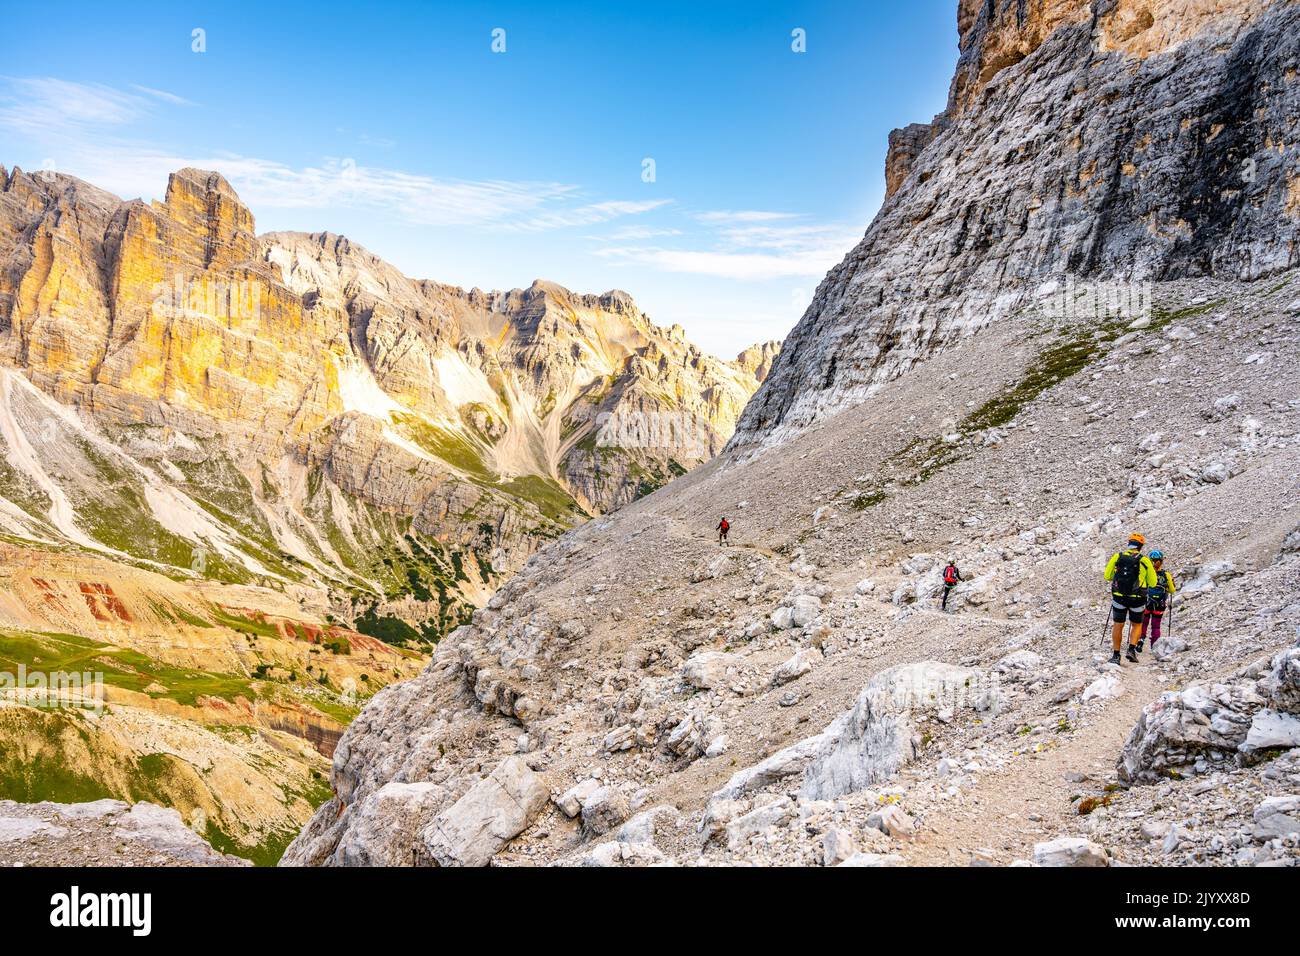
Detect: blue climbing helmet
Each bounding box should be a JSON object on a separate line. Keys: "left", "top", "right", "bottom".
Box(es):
{"left": 1150, "top": 549, "right": 1164, "bottom": 560}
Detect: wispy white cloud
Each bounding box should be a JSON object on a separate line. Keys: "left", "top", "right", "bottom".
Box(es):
{"left": 0, "top": 77, "right": 149, "bottom": 133}
{"left": 598, "top": 225, "right": 684, "bottom": 241}
{"left": 1, "top": 76, "right": 668, "bottom": 232}
{"left": 595, "top": 218, "right": 859, "bottom": 280}
{"left": 38, "top": 146, "right": 626, "bottom": 229}
{"left": 204, "top": 156, "right": 589, "bottom": 228}
{"left": 502, "top": 198, "right": 671, "bottom": 233}
{"left": 594, "top": 246, "right": 841, "bottom": 280}
{"left": 131, "top": 85, "right": 196, "bottom": 107}
{"left": 692, "top": 209, "right": 800, "bottom": 224}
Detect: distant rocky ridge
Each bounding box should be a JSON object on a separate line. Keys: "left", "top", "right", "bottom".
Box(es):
{"left": 0, "top": 164, "right": 772, "bottom": 862}
{"left": 0, "top": 165, "right": 775, "bottom": 634}
{"left": 732, "top": 0, "right": 1299, "bottom": 448}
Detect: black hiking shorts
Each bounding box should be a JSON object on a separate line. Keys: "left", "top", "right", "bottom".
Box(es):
{"left": 1112, "top": 593, "right": 1145, "bottom": 623}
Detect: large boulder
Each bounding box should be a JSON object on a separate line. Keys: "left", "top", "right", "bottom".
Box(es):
{"left": 1253, "top": 796, "right": 1300, "bottom": 839}
{"left": 708, "top": 661, "right": 993, "bottom": 809}
{"left": 580, "top": 786, "right": 631, "bottom": 838}
{"left": 421, "top": 757, "right": 547, "bottom": 867}
{"left": 1119, "top": 645, "right": 1300, "bottom": 782}
{"left": 554, "top": 778, "right": 600, "bottom": 818}
{"left": 1033, "top": 837, "right": 1109, "bottom": 867}
{"left": 681, "top": 651, "right": 753, "bottom": 693}
{"left": 769, "top": 648, "right": 819, "bottom": 688}
{"left": 725, "top": 797, "right": 795, "bottom": 850}
{"left": 801, "top": 661, "right": 993, "bottom": 800}
{"left": 0, "top": 799, "right": 251, "bottom": 867}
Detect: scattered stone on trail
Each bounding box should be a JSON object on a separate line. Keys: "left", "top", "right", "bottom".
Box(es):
{"left": 1082, "top": 673, "right": 1123, "bottom": 702}
{"left": 769, "top": 648, "right": 819, "bottom": 688}
{"left": 1032, "top": 837, "right": 1110, "bottom": 867}
{"left": 555, "top": 779, "right": 601, "bottom": 818}
{"left": 581, "top": 786, "right": 632, "bottom": 839}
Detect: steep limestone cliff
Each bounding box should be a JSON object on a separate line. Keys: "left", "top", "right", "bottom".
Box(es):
{"left": 732, "top": 0, "right": 1299, "bottom": 448}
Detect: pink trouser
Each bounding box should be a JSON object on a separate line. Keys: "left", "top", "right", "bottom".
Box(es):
{"left": 1145, "top": 611, "right": 1163, "bottom": 644}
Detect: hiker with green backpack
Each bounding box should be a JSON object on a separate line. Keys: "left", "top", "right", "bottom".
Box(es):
{"left": 1140, "top": 550, "right": 1177, "bottom": 651}
{"left": 1103, "top": 533, "right": 1157, "bottom": 665}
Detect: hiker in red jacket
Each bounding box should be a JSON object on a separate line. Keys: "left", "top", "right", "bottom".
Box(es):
{"left": 941, "top": 561, "right": 962, "bottom": 610}
{"left": 717, "top": 517, "right": 730, "bottom": 546}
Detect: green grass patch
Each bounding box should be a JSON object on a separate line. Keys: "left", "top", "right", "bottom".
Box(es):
{"left": 173, "top": 607, "right": 214, "bottom": 628}
{"left": 851, "top": 488, "right": 889, "bottom": 510}
{"left": 209, "top": 608, "right": 281, "bottom": 640}
{"left": 497, "top": 474, "right": 584, "bottom": 522}
{"left": 391, "top": 413, "right": 494, "bottom": 481}
{"left": 0, "top": 629, "right": 258, "bottom": 707}
{"left": 1148, "top": 298, "right": 1225, "bottom": 329}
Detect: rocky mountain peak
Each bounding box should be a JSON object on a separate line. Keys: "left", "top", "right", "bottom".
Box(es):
{"left": 733, "top": 340, "right": 782, "bottom": 382}
{"left": 160, "top": 166, "right": 259, "bottom": 270}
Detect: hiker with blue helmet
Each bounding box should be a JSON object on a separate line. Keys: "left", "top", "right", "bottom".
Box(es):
{"left": 1141, "top": 549, "right": 1177, "bottom": 651}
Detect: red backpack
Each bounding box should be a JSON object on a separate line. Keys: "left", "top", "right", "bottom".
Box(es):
{"left": 943, "top": 565, "right": 958, "bottom": 585}
{"left": 719, "top": 519, "right": 729, "bottom": 533}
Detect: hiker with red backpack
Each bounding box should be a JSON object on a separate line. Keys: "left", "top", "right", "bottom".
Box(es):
{"left": 717, "top": 517, "right": 730, "bottom": 546}
{"left": 1103, "top": 533, "right": 1157, "bottom": 665}
{"left": 941, "top": 561, "right": 962, "bottom": 610}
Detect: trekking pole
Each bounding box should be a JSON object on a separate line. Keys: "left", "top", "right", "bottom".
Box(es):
{"left": 1167, "top": 597, "right": 1174, "bottom": 642}
{"left": 1100, "top": 588, "right": 1112, "bottom": 647}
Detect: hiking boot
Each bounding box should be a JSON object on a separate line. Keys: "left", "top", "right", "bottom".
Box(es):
{"left": 1135, "top": 639, "right": 1144, "bottom": 653}
{"left": 1126, "top": 645, "right": 1139, "bottom": 663}
{"left": 1109, "top": 651, "right": 1122, "bottom": 666}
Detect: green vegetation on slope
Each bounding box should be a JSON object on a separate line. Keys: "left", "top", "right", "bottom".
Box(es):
{"left": 854, "top": 299, "right": 1225, "bottom": 503}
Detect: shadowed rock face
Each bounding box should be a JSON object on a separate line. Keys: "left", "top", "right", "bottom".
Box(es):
{"left": 733, "top": 0, "right": 1299, "bottom": 449}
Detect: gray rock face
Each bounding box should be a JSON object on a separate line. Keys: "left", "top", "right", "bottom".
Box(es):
{"left": 801, "top": 661, "right": 992, "bottom": 800}
{"left": 332, "top": 782, "right": 447, "bottom": 867}
{"left": 731, "top": 1, "right": 1300, "bottom": 448}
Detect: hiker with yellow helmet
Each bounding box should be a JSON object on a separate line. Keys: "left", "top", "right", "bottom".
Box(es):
{"left": 1103, "top": 533, "right": 1157, "bottom": 664}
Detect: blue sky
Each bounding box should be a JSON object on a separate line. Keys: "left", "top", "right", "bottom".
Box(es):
{"left": 0, "top": 1, "right": 958, "bottom": 356}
